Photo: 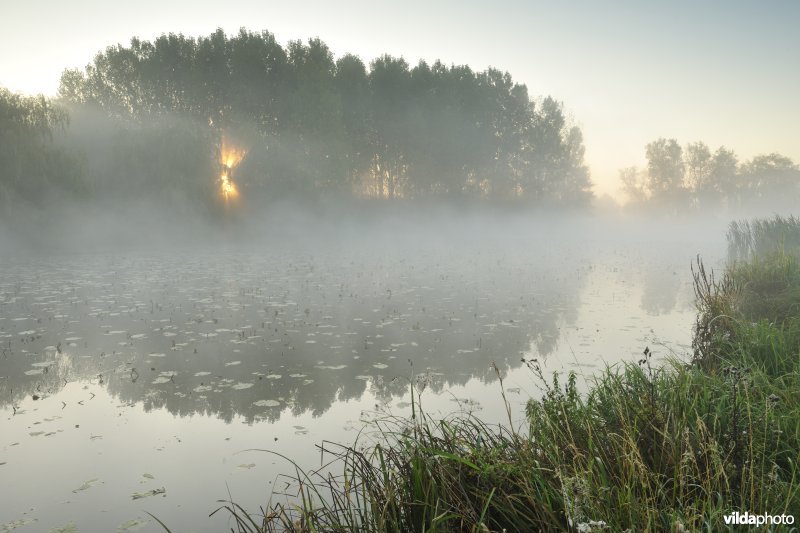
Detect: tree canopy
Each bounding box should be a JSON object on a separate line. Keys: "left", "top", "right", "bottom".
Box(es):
{"left": 621, "top": 137, "right": 800, "bottom": 213}
{"left": 52, "top": 28, "right": 593, "bottom": 208}
{"left": 0, "top": 87, "right": 84, "bottom": 207}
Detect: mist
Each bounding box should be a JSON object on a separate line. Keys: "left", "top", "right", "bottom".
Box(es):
{"left": 1, "top": 26, "right": 798, "bottom": 532}
{"left": 3, "top": 28, "right": 798, "bottom": 256}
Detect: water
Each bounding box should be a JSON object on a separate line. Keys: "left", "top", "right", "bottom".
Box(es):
{"left": 0, "top": 216, "right": 726, "bottom": 531}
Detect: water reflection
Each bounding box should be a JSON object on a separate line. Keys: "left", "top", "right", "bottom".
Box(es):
{"left": 0, "top": 224, "right": 727, "bottom": 531}
{"left": 0, "top": 247, "right": 587, "bottom": 424}
{"left": 640, "top": 265, "right": 683, "bottom": 316}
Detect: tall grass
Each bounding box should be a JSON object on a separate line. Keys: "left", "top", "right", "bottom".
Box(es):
{"left": 214, "top": 217, "right": 800, "bottom": 532}
{"left": 728, "top": 215, "right": 800, "bottom": 262}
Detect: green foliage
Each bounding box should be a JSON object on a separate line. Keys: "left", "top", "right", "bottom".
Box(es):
{"left": 54, "top": 28, "right": 592, "bottom": 206}
{"left": 0, "top": 87, "right": 86, "bottom": 207}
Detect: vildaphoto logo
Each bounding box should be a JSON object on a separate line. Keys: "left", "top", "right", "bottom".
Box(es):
{"left": 723, "top": 511, "right": 795, "bottom": 527}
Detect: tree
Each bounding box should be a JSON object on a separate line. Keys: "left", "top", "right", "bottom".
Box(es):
{"left": 708, "top": 147, "right": 739, "bottom": 207}
{"left": 0, "top": 88, "right": 85, "bottom": 206}
{"left": 334, "top": 54, "right": 372, "bottom": 190}
{"left": 53, "top": 28, "right": 595, "bottom": 207}
{"left": 645, "top": 138, "right": 685, "bottom": 206}
{"left": 740, "top": 153, "right": 800, "bottom": 208}
{"left": 619, "top": 166, "right": 648, "bottom": 205}
{"left": 368, "top": 55, "right": 412, "bottom": 198}
{"left": 558, "top": 126, "right": 593, "bottom": 206}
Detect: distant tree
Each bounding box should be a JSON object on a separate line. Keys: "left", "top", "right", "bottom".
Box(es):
{"left": 684, "top": 143, "right": 712, "bottom": 179}
{"left": 620, "top": 137, "right": 800, "bottom": 215}
{"left": 227, "top": 29, "right": 287, "bottom": 130}
{"left": 194, "top": 29, "right": 230, "bottom": 125}
{"left": 619, "top": 166, "right": 648, "bottom": 205}
{"left": 368, "top": 55, "right": 412, "bottom": 198}
{"left": 55, "top": 28, "right": 595, "bottom": 207}
{"left": 334, "top": 54, "right": 372, "bottom": 188}
{"left": 740, "top": 153, "right": 800, "bottom": 208}
{"left": 57, "top": 69, "right": 87, "bottom": 103}
{"left": 508, "top": 96, "right": 593, "bottom": 205}
{"left": 478, "top": 69, "right": 531, "bottom": 199}
{"left": 645, "top": 138, "right": 687, "bottom": 208}
{"left": 684, "top": 141, "right": 711, "bottom": 195}
{"left": 526, "top": 97, "right": 565, "bottom": 199}
{"left": 708, "top": 147, "right": 739, "bottom": 207}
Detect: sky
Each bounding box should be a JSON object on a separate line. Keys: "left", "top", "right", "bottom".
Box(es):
{"left": 2, "top": 0, "right": 798, "bottom": 199}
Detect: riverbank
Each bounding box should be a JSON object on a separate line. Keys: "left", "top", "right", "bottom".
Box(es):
{"left": 223, "top": 216, "right": 799, "bottom": 532}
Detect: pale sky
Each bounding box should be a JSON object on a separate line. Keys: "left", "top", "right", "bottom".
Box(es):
{"left": 2, "top": 0, "right": 798, "bottom": 198}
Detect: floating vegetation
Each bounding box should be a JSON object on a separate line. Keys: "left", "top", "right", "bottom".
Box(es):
{"left": 47, "top": 524, "right": 77, "bottom": 533}
{"left": 72, "top": 478, "right": 101, "bottom": 493}
{"left": 131, "top": 487, "right": 166, "bottom": 500}
{"left": 0, "top": 228, "right": 713, "bottom": 530}
{"left": 0, "top": 518, "right": 37, "bottom": 532}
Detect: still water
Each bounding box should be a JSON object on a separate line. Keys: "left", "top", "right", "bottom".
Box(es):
{"left": 0, "top": 216, "right": 725, "bottom": 531}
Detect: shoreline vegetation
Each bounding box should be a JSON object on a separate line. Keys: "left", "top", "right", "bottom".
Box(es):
{"left": 198, "top": 216, "right": 799, "bottom": 532}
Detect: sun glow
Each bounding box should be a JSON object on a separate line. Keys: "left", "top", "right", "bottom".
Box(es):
{"left": 220, "top": 168, "right": 239, "bottom": 201}
{"left": 218, "top": 138, "right": 246, "bottom": 204}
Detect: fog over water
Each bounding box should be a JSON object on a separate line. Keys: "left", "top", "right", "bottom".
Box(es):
{"left": 4, "top": 24, "right": 792, "bottom": 531}
{"left": 0, "top": 206, "right": 731, "bottom": 531}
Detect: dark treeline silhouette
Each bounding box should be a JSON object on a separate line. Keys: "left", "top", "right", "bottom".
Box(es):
{"left": 621, "top": 137, "right": 800, "bottom": 213}
{"left": 1, "top": 28, "right": 593, "bottom": 218}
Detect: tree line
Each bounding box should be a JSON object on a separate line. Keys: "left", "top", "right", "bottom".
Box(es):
{"left": 2, "top": 28, "right": 593, "bottom": 213}
{"left": 621, "top": 138, "right": 800, "bottom": 212}
{"left": 0, "top": 88, "right": 85, "bottom": 207}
